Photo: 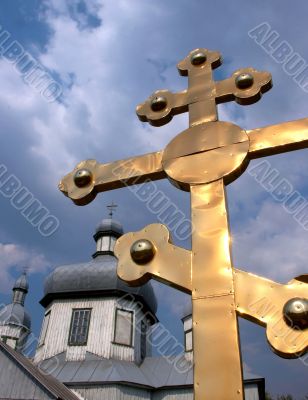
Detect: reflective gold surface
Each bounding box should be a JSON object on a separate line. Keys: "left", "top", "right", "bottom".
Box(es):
{"left": 59, "top": 151, "right": 165, "bottom": 205}
{"left": 162, "top": 121, "right": 249, "bottom": 189}
{"left": 215, "top": 67, "right": 272, "bottom": 106}
{"left": 60, "top": 48, "right": 308, "bottom": 400}
{"left": 248, "top": 118, "right": 308, "bottom": 158}
{"left": 191, "top": 181, "right": 244, "bottom": 399}
{"left": 115, "top": 224, "right": 191, "bottom": 292}
{"left": 137, "top": 49, "right": 272, "bottom": 127}
{"left": 234, "top": 270, "right": 308, "bottom": 357}
{"left": 115, "top": 220, "right": 308, "bottom": 359}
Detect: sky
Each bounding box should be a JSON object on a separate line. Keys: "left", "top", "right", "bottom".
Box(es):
{"left": 0, "top": 0, "right": 307, "bottom": 398}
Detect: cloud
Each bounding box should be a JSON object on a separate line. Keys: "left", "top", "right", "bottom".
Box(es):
{"left": 233, "top": 199, "right": 308, "bottom": 282}
{"left": 0, "top": 243, "right": 50, "bottom": 292}
{"left": 153, "top": 281, "right": 190, "bottom": 319}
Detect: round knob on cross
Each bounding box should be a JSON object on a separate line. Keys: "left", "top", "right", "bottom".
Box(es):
{"left": 283, "top": 297, "right": 308, "bottom": 330}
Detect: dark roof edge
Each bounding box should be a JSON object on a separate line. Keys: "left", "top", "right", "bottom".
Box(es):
{"left": 66, "top": 380, "right": 154, "bottom": 390}
{"left": 93, "top": 230, "right": 122, "bottom": 241}
{"left": 181, "top": 314, "right": 192, "bottom": 323}
{"left": 92, "top": 250, "right": 114, "bottom": 258}
{"left": 40, "top": 289, "right": 158, "bottom": 324}
{"left": 65, "top": 379, "right": 264, "bottom": 392}
{"left": 0, "top": 341, "right": 79, "bottom": 400}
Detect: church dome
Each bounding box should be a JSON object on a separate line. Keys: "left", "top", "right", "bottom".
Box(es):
{"left": 94, "top": 218, "right": 123, "bottom": 237}
{"left": 40, "top": 218, "right": 157, "bottom": 317}
{"left": 0, "top": 303, "right": 31, "bottom": 330}
{"left": 41, "top": 255, "right": 157, "bottom": 314}
{"left": 0, "top": 272, "right": 31, "bottom": 332}
{"left": 13, "top": 273, "right": 29, "bottom": 292}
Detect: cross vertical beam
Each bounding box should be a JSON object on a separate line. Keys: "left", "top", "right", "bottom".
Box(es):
{"left": 187, "top": 58, "right": 218, "bottom": 125}
{"left": 191, "top": 181, "right": 243, "bottom": 400}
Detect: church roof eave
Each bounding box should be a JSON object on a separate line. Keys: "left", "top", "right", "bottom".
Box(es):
{"left": 38, "top": 353, "right": 265, "bottom": 391}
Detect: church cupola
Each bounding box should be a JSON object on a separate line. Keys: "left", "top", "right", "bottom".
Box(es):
{"left": 12, "top": 272, "right": 29, "bottom": 305}
{"left": 92, "top": 203, "right": 123, "bottom": 257}
{"left": 0, "top": 272, "right": 31, "bottom": 352}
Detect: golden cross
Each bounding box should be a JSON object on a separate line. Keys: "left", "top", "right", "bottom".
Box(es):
{"left": 59, "top": 48, "right": 308, "bottom": 400}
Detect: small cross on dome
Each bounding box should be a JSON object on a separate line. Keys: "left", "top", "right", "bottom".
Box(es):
{"left": 107, "top": 201, "right": 118, "bottom": 218}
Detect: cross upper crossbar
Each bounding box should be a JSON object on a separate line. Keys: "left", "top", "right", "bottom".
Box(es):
{"left": 136, "top": 48, "right": 272, "bottom": 127}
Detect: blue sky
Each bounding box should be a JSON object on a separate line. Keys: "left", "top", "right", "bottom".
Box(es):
{"left": 0, "top": 0, "right": 307, "bottom": 398}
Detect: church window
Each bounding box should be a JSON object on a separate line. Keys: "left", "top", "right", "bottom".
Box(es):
{"left": 38, "top": 311, "right": 50, "bottom": 346}
{"left": 68, "top": 308, "right": 91, "bottom": 346}
{"left": 185, "top": 328, "right": 193, "bottom": 352}
{"left": 113, "top": 308, "right": 134, "bottom": 346}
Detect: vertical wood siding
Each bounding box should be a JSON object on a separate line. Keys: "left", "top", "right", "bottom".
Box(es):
{"left": 35, "top": 298, "right": 116, "bottom": 362}
{"left": 0, "top": 325, "right": 23, "bottom": 339}
{"left": 152, "top": 389, "right": 193, "bottom": 400}
{"left": 34, "top": 296, "right": 151, "bottom": 364}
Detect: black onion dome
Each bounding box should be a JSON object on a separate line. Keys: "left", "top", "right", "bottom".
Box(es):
{"left": 94, "top": 219, "right": 123, "bottom": 238}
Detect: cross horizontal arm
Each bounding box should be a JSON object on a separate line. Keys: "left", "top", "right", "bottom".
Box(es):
{"left": 234, "top": 268, "right": 308, "bottom": 358}
{"left": 114, "top": 224, "right": 192, "bottom": 293}
{"left": 248, "top": 118, "right": 308, "bottom": 158}
{"left": 215, "top": 68, "right": 272, "bottom": 106}
{"left": 136, "top": 90, "right": 188, "bottom": 127}
{"left": 136, "top": 68, "right": 272, "bottom": 127}
{"left": 58, "top": 151, "right": 165, "bottom": 205}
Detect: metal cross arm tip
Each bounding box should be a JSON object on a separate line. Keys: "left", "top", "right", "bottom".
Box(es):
{"left": 59, "top": 152, "right": 165, "bottom": 206}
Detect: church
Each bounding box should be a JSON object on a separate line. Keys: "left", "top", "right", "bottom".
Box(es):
{"left": 0, "top": 217, "right": 265, "bottom": 400}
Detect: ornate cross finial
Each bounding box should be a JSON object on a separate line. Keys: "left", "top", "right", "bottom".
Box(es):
{"left": 59, "top": 48, "right": 308, "bottom": 400}
{"left": 107, "top": 201, "right": 117, "bottom": 218}
{"left": 137, "top": 48, "right": 271, "bottom": 127}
